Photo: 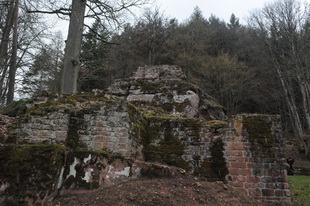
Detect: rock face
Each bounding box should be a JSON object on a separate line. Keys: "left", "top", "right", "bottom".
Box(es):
{"left": 106, "top": 65, "right": 226, "bottom": 119}
{"left": 0, "top": 65, "right": 291, "bottom": 206}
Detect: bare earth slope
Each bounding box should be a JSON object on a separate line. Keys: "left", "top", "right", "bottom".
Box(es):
{"left": 51, "top": 176, "right": 266, "bottom": 206}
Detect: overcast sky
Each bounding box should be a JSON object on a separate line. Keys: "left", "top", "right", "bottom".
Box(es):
{"left": 53, "top": 0, "right": 291, "bottom": 39}
{"left": 154, "top": 0, "right": 271, "bottom": 23}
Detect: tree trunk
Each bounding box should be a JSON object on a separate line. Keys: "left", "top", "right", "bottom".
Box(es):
{"left": 0, "top": 1, "right": 15, "bottom": 104}
{"left": 6, "top": 0, "right": 19, "bottom": 105}
{"left": 61, "top": 0, "right": 86, "bottom": 93}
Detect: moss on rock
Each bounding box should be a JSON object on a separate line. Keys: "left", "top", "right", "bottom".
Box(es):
{"left": 0, "top": 99, "right": 28, "bottom": 117}
{"left": 243, "top": 115, "right": 275, "bottom": 159}
{"left": 143, "top": 118, "right": 191, "bottom": 171}
{"left": 65, "top": 111, "right": 87, "bottom": 150}
{"left": 194, "top": 138, "right": 228, "bottom": 181}
{"left": 0, "top": 144, "right": 65, "bottom": 204}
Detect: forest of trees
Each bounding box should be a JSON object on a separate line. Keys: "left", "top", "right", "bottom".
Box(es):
{"left": 0, "top": 0, "right": 310, "bottom": 156}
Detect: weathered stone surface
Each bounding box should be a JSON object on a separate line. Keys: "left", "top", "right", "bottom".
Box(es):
{"left": 223, "top": 114, "right": 291, "bottom": 205}
{"left": 0, "top": 144, "right": 65, "bottom": 205}
{"left": 132, "top": 65, "right": 186, "bottom": 80}
{"left": 106, "top": 65, "right": 226, "bottom": 119}
{"left": 0, "top": 65, "right": 291, "bottom": 206}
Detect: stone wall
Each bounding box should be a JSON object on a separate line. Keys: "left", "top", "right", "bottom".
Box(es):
{"left": 0, "top": 144, "right": 179, "bottom": 205}
{"left": 224, "top": 114, "right": 291, "bottom": 205}
{"left": 144, "top": 117, "right": 210, "bottom": 170}
{"left": 18, "top": 111, "right": 69, "bottom": 144}
{"left": 12, "top": 98, "right": 143, "bottom": 159}
{"left": 1, "top": 96, "right": 292, "bottom": 205}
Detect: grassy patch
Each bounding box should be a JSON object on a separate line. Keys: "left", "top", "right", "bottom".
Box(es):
{"left": 288, "top": 176, "right": 310, "bottom": 206}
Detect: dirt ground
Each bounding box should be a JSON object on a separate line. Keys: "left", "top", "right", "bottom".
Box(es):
{"left": 50, "top": 176, "right": 266, "bottom": 206}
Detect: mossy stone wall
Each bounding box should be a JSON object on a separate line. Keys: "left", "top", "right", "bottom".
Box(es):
{"left": 224, "top": 114, "right": 291, "bottom": 205}
{"left": 143, "top": 117, "right": 228, "bottom": 172}
{"left": 0, "top": 144, "right": 65, "bottom": 205}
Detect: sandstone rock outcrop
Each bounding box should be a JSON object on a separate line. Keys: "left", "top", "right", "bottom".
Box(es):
{"left": 106, "top": 65, "right": 226, "bottom": 119}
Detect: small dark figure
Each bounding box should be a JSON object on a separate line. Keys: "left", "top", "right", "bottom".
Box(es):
{"left": 286, "top": 157, "right": 295, "bottom": 175}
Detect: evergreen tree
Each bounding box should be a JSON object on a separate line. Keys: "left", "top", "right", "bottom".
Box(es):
{"left": 22, "top": 32, "right": 64, "bottom": 96}
{"left": 79, "top": 19, "right": 112, "bottom": 92}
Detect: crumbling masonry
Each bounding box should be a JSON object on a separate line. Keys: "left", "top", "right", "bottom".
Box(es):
{"left": 0, "top": 65, "right": 291, "bottom": 205}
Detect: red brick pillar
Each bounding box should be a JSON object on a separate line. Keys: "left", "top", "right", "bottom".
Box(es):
{"left": 224, "top": 114, "right": 291, "bottom": 205}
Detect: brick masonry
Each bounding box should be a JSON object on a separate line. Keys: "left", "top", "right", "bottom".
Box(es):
{"left": 223, "top": 114, "right": 291, "bottom": 206}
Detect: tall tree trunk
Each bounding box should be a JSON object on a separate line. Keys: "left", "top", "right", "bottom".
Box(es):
{"left": 0, "top": 1, "right": 15, "bottom": 103}
{"left": 277, "top": 67, "right": 308, "bottom": 156}
{"left": 61, "top": 0, "right": 86, "bottom": 93}
{"left": 7, "top": 0, "right": 19, "bottom": 105}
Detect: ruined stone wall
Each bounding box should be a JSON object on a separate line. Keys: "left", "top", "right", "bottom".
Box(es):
{"left": 1, "top": 100, "right": 290, "bottom": 205}
{"left": 0, "top": 66, "right": 293, "bottom": 205}
{"left": 12, "top": 98, "right": 143, "bottom": 159}
{"left": 18, "top": 111, "right": 69, "bottom": 144}
{"left": 77, "top": 102, "right": 142, "bottom": 158}
{"left": 4, "top": 94, "right": 292, "bottom": 205}
{"left": 144, "top": 117, "right": 211, "bottom": 170}
{"left": 224, "top": 114, "right": 291, "bottom": 206}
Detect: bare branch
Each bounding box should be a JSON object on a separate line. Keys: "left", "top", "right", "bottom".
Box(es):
{"left": 26, "top": 8, "right": 71, "bottom": 16}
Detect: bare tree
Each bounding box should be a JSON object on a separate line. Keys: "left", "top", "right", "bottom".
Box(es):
{"left": 0, "top": 0, "right": 15, "bottom": 104}
{"left": 61, "top": 0, "right": 86, "bottom": 93}
{"left": 0, "top": 0, "right": 50, "bottom": 105}
{"left": 7, "top": 0, "right": 19, "bottom": 104}
{"left": 26, "top": 0, "right": 150, "bottom": 93}
{"left": 248, "top": 0, "right": 310, "bottom": 156}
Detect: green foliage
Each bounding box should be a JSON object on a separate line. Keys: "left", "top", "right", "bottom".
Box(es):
{"left": 288, "top": 176, "right": 310, "bottom": 206}
{"left": 80, "top": 19, "right": 113, "bottom": 92}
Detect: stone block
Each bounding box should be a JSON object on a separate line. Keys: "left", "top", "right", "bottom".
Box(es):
{"left": 275, "top": 190, "right": 283, "bottom": 197}
{"left": 236, "top": 187, "right": 248, "bottom": 195}
{"left": 262, "top": 189, "right": 275, "bottom": 196}
{"left": 232, "top": 181, "right": 244, "bottom": 188}
{"left": 116, "top": 128, "right": 128, "bottom": 133}
{"left": 60, "top": 125, "right": 69, "bottom": 131}
{"left": 237, "top": 176, "right": 247, "bottom": 182}
{"left": 231, "top": 162, "right": 247, "bottom": 168}
{"left": 95, "top": 127, "right": 104, "bottom": 132}
{"left": 266, "top": 183, "right": 277, "bottom": 189}
{"left": 246, "top": 162, "right": 254, "bottom": 168}
{"left": 284, "top": 189, "right": 291, "bottom": 197}
{"left": 226, "top": 142, "right": 244, "bottom": 150}
{"left": 283, "top": 183, "right": 290, "bottom": 189}
{"left": 239, "top": 168, "right": 252, "bottom": 176}
{"left": 96, "top": 122, "right": 105, "bottom": 127}
{"left": 98, "top": 142, "right": 106, "bottom": 150}
{"left": 247, "top": 176, "right": 260, "bottom": 183}
{"left": 229, "top": 168, "right": 239, "bottom": 175}
{"left": 244, "top": 183, "right": 255, "bottom": 189}
{"left": 248, "top": 188, "right": 262, "bottom": 197}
